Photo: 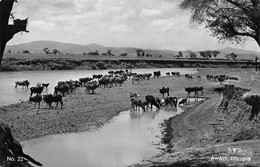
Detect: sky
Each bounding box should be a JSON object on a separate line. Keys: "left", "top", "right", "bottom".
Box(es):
{"left": 8, "top": 0, "right": 260, "bottom": 52}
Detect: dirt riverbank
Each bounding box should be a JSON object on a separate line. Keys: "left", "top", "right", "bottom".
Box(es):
{"left": 1, "top": 68, "right": 260, "bottom": 167}
{"left": 130, "top": 68, "right": 260, "bottom": 167}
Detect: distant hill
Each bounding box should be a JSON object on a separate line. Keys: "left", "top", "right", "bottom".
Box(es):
{"left": 5, "top": 40, "right": 260, "bottom": 59}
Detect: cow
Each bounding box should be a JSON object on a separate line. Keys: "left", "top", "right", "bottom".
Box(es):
{"left": 15, "top": 80, "right": 30, "bottom": 88}
{"left": 54, "top": 84, "right": 70, "bottom": 96}
{"left": 30, "top": 86, "right": 44, "bottom": 96}
{"left": 159, "top": 87, "right": 169, "bottom": 98}
{"left": 130, "top": 93, "right": 145, "bottom": 111}
{"left": 214, "top": 87, "right": 225, "bottom": 94}
{"left": 29, "top": 94, "right": 42, "bottom": 109}
{"left": 145, "top": 95, "right": 160, "bottom": 109}
{"left": 179, "top": 98, "right": 188, "bottom": 105}
{"left": 43, "top": 94, "right": 63, "bottom": 109}
{"left": 85, "top": 81, "right": 99, "bottom": 94}
{"left": 42, "top": 83, "right": 50, "bottom": 89}
{"left": 165, "top": 97, "right": 178, "bottom": 107}
{"left": 185, "top": 87, "right": 203, "bottom": 97}
{"left": 153, "top": 71, "right": 161, "bottom": 78}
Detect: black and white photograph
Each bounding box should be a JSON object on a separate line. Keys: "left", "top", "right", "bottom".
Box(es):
{"left": 0, "top": 0, "right": 260, "bottom": 167}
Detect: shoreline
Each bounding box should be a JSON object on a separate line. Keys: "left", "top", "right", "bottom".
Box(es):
{"left": 2, "top": 68, "right": 260, "bottom": 167}
{"left": 0, "top": 70, "right": 218, "bottom": 142}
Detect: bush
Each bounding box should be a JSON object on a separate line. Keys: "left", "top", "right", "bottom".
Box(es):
{"left": 95, "top": 61, "right": 107, "bottom": 69}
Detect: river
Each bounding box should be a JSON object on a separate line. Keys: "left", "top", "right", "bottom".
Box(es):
{"left": 0, "top": 68, "right": 198, "bottom": 106}
{"left": 1, "top": 68, "right": 199, "bottom": 167}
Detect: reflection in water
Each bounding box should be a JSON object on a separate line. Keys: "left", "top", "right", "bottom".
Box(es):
{"left": 23, "top": 106, "right": 185, "bottom": 167}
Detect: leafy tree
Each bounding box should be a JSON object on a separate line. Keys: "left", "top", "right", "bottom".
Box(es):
{"left": 53, "top": 49, "right": 60, "bottom": 55}
{"left": 189, "top": 52, "right": 196, "bottom": 58}
{"left": 136, "top": 49, "right": 143, "bottom": 57}
{"left": 107, "top": 49, "right": 112, "bottom": 57}
{"left": 177, "top": 51, "right": 183, "bottom": 58}
{"left": 226, "top": 52, "right": 237, "bottom": 59}
{"left": 179, "top": 0, "right": 260, "bottom": 47}
{"left": 141, "top": 51, "right": 145, "bottom": 57}
{"left": 43, "top": 48, "right": 51, "bottom": 54}
{"left": 0, "top": 0, "right": 29, "bottom": 70}
{"left": 212, "top": 50, "right": 220, "bottom": 57}
{"left": 199, "top": 51, "right": 206, "bottom": 58}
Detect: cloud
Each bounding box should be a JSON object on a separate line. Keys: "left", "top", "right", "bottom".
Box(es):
{"left": 140, "top": 9, "right": 161, "bottom": 17}
{"left": 8, "top": 0, "right": 260, "bottom": 52}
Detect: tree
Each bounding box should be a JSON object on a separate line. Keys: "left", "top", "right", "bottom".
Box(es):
{"left": 53, "top": 49, "right": 60, "bottom": 55}
{"left": 212, "top": 50, "right": 220, "bottom": 57}
{"left": 176, "top": 51, "right": 183, "bottom": 58}
{"left": 199, "top": 51, "right": 207, "bottom": 58}
{"left": 0, "top": 0, "right": 28, "bottom": 70}
{"left": 189, "top": 52, "right": 196, "bottom": 58}
{"left": 179, "top": 0, "right": 260, "bottom": 47}
{"left": 43, "top": 48, "right": 51, "bottom": 54}
{"left": 107, "top": 49, "right": 111, "bottom": 57}
{"left": 226, "top": 52, "right": 237, "bottom": 59}
{"left": 136, "top": 49, "right": 143, "bottom": 57}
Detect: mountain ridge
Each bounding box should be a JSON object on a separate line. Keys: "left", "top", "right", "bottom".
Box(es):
{"left": 5, "top": 40, "right": 260, "bottom": 59}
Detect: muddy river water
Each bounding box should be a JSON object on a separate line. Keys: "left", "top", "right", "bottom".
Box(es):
{"left": 22, "top": 98, "right": 205, "bottom": 167}
{"left": 22, "top": 106, "right": 182, "bottom": 167}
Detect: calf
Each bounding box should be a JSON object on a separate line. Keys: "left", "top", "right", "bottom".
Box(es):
{"left": 43, "top": 94, "right": 63, "bottom": 109}
{"left": 29, "top": 94, "right": 42, "bottom": 109}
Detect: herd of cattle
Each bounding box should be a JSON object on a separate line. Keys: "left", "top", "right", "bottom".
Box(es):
{"left": 14, "top": 70, "right": 237, "bottom": 111}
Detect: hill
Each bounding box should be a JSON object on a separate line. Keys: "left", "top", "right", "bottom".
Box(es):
{"left": 5, "top": 40, "right": 260, "bottom": 59}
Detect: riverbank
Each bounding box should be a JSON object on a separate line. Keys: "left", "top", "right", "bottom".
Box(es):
{"left": 1, "top": 55, "right": 254, "bottom": 71}
{"left": 1, "top": 68, "right": 260, "bottom": 167}
{"left": 130, "top": 68, "right": 260, "bottom": 167}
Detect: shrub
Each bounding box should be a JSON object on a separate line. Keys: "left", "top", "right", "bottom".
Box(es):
{"left": 95, "top": 61, "right": 107, "bottom": 69}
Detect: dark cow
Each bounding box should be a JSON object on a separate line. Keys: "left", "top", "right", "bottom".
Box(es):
{"left": 131, "top": 99, "right": 146, "bottom": 111}
{"left": 42, "top": 83, "right": 50, "bottom": 89}
{"left": 214, "top": 87, "right": 225, "bottom": 94}
{"left": 79, "top": 77, "right": 92, "bottom": 86}
{"left": 159, "top": 87, "right": 169, "bottom": 98}
{"left": 85, "top": 81, "right": 99, "bottom": 94}
{"left": 29, "top": 94, "right": 42, "bottom": 109}
{"left": 92, "top": 74, "right": 103, "bottom": 81}
{"left": 145, "top": 95, "right": 160, "bottom": 109}
{"left": 171, "top": 72, "right": 180, "bottom": 77}
{"left": 153, "top": 71, "right": 161, "bottom": 78}
{"left": 185, "top": 87, "right": 203, "bottom": 97}
{"left": 145, "top": 73, "right": 152, "bottom": 80}
{"left": 165, "top": 97, "right": 178, "bottom": 107}
{"left": 43, "top": 94, "right": 63, "bottom": 109}
{"left": 30, "top": 86, "right": 44, "bottom": 96}
{"left": 179, "top": 98, "right": 188, "bottom": 105}
{"left": 54, "top": 84, "right": 70, "bottom": 96}
{"left": 15, "top": 80, "right": 30, "bottom": 88}
{"left": 218, "top": 77, "right": 225, "bottom": 84}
